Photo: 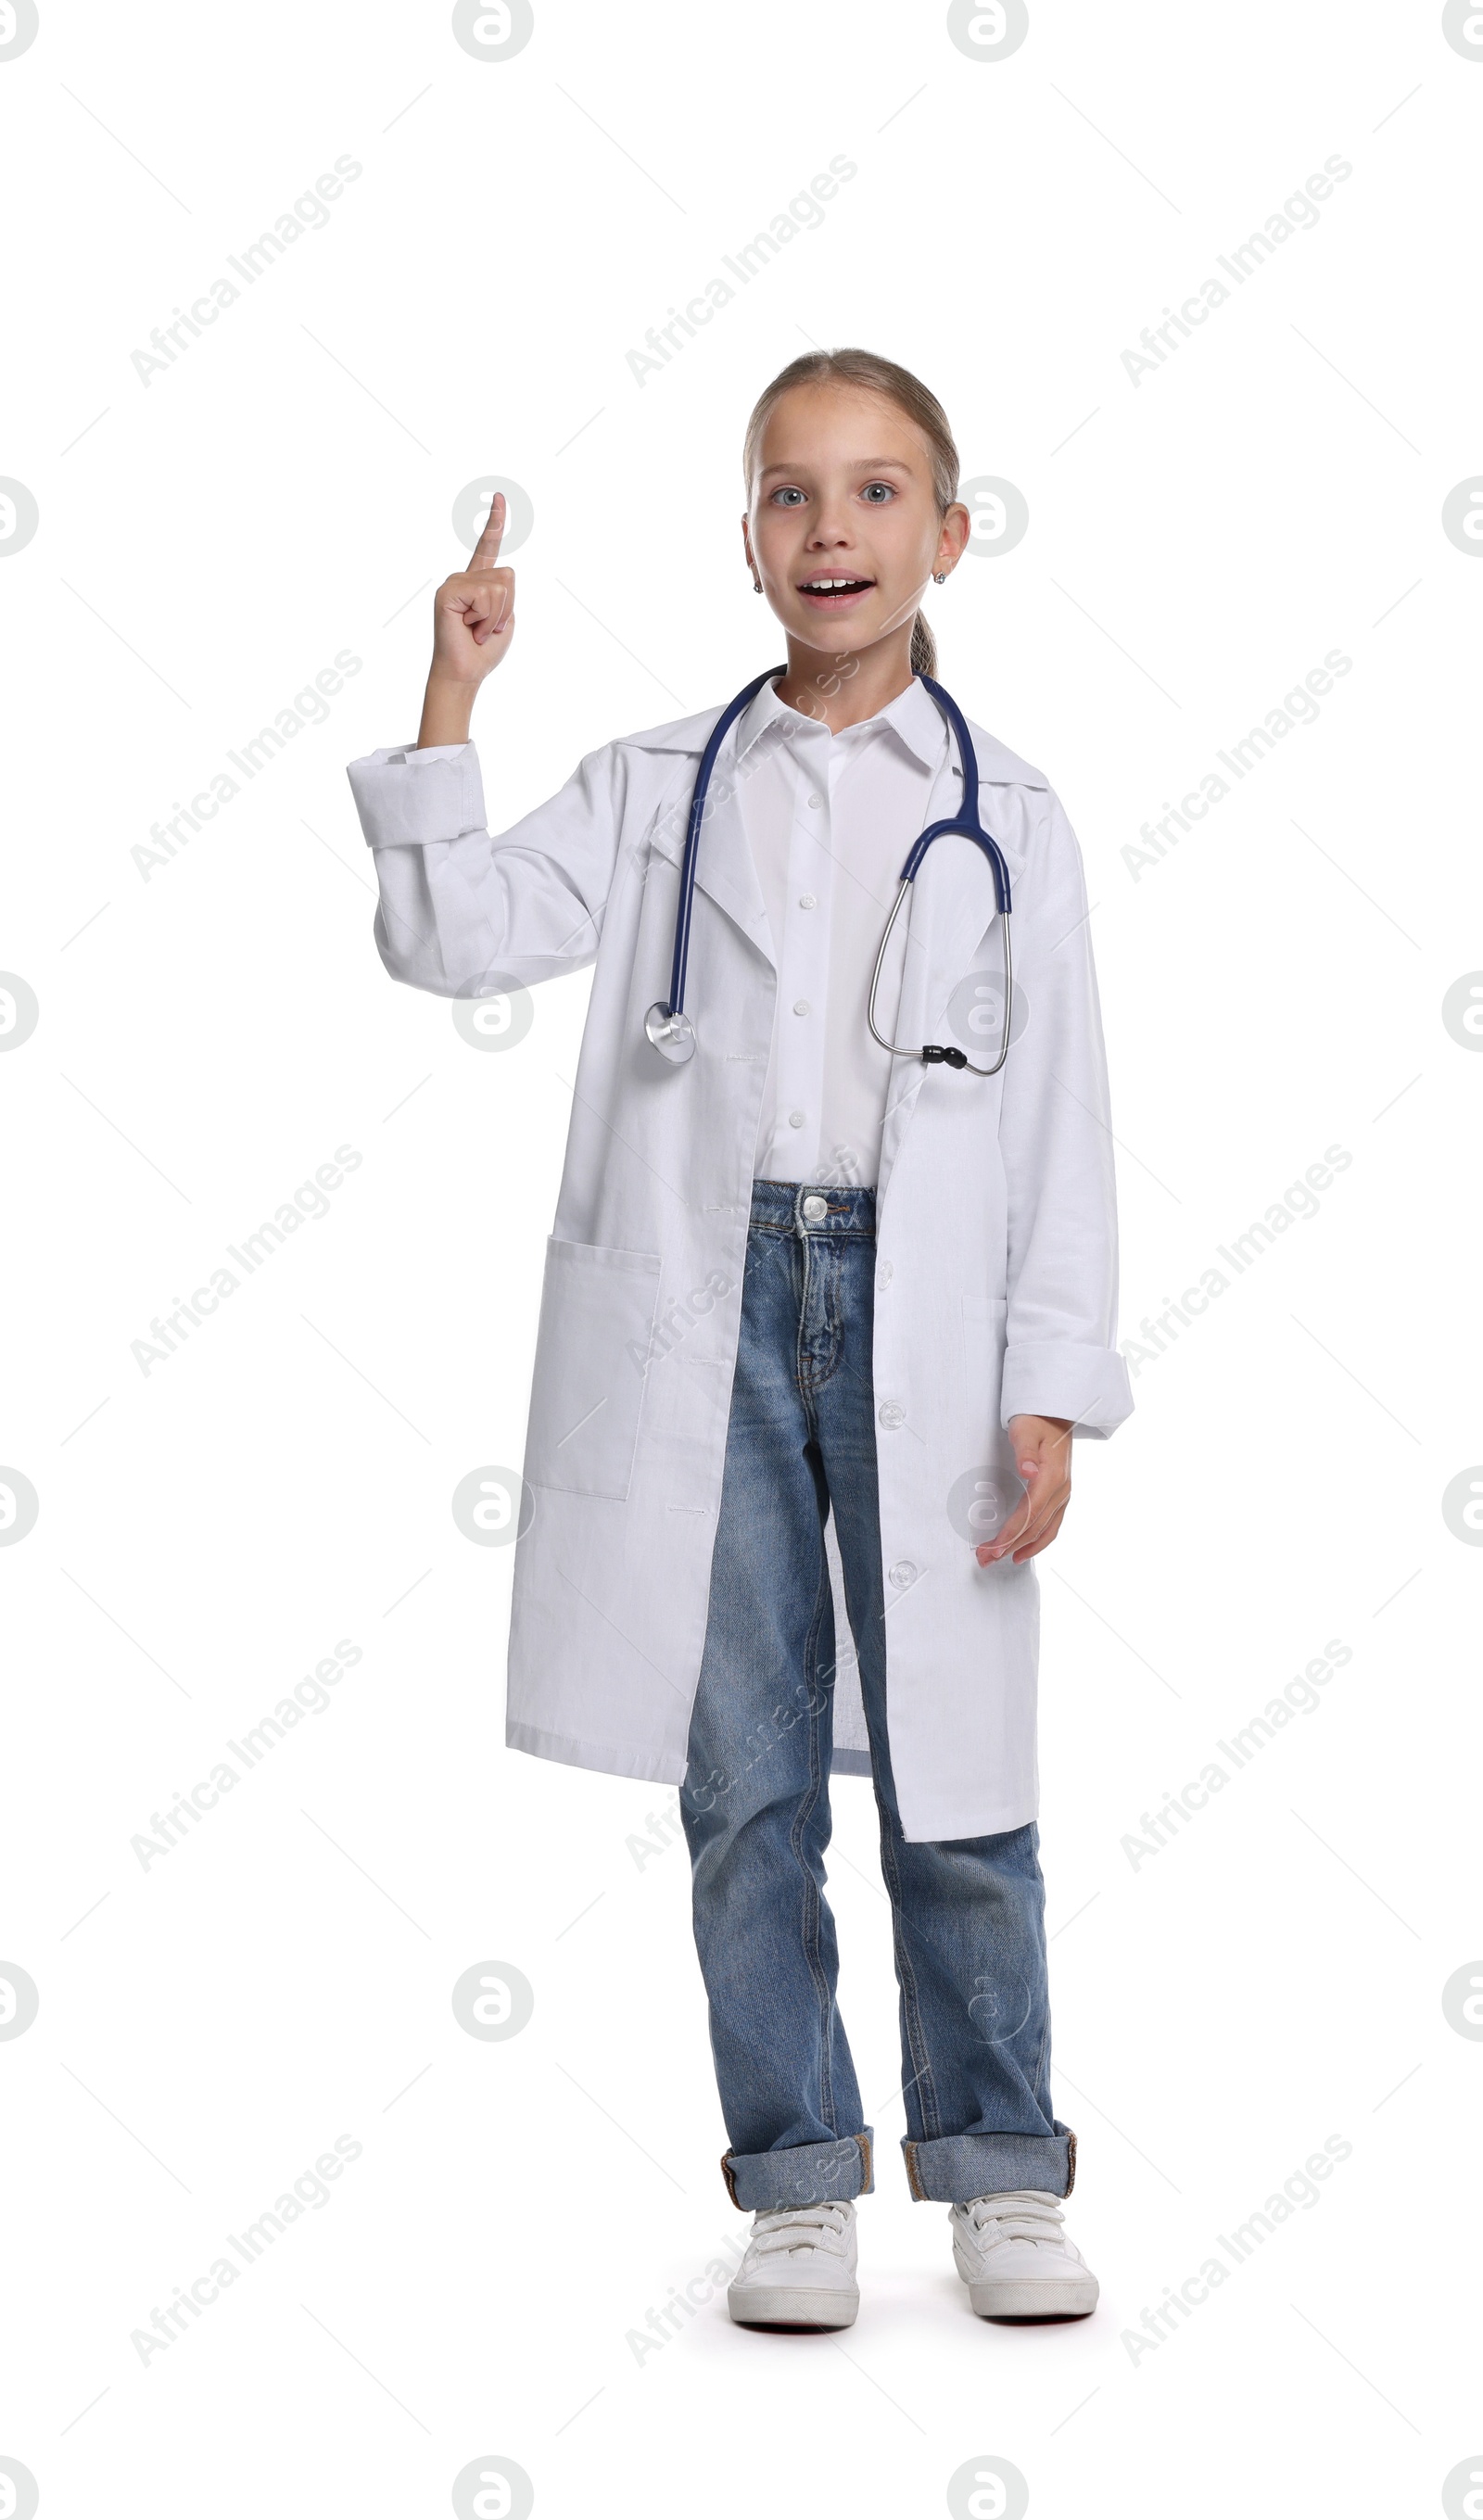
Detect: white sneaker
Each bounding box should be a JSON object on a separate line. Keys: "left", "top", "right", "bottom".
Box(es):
{"left": 950, "top": 2187, "right": 1098, "bottom": 2321}
{"left": 727, "top": 2198, "right": 860, "bottom": 2329}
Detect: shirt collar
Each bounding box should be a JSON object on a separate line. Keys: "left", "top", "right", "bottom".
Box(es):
{"left": 732, "top": 670, "right": 948, "bottom": 776}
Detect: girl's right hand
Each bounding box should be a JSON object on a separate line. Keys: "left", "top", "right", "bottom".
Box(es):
{"left": 429, "top": 490, "right": 515, "bottom": 686}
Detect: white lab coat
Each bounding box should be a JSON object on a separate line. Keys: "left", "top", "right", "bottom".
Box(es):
{"left": 347, "top": 688, "right": 1133, "bottom": 1842}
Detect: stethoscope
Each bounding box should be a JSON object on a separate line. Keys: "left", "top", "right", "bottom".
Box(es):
{"left": 643, "top": 665, "right": 1014, "bottom": 1075}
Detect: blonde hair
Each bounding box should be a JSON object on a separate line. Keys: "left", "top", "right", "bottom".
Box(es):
{"left": 742, "top": 347, "right": 959, "bottom": 677}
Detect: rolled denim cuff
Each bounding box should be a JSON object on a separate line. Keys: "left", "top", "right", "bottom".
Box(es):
{"left": 903, "top": 2120, "right": 1077, "bottom": 2204}
{"left": 721, "top": 2130, "right": 874, "bottom": 2212}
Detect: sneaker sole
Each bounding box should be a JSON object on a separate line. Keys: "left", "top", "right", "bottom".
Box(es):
{"left": 966, "top": 2274, "right": 1098, "bottom": 2322}
{"left": 728, "top": 2284, "right": 860, "bottom": 2330}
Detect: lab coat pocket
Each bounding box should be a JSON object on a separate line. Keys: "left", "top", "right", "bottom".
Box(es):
{"left": 958, "top": 1292, "right": 1021, "bottom": 1544}
{"left": 959, "top": 1293, "right": 1015, "bottom": 1466}
{"left": 524, "top": 1238, "right": 664, "bottom": 1501}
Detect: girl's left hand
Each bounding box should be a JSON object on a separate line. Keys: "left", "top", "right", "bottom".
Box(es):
{"left": 975, "top": 1415, "right": 1074, "bottom": 1565}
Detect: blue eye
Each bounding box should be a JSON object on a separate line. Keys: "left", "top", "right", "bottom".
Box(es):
{"left": 770, "top": 486, "right": 806, "bottom": 507}
{"left": 861, "top": 481, "right": 894, "bottom": 502}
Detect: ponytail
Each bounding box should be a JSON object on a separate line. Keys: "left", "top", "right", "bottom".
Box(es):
{"left": 909, "top": 613, "right": 937, "bottom": 677}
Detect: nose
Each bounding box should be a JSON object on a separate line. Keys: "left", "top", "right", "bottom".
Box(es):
{"left": 805, "top": 499, "right": 855, "bottom": 550}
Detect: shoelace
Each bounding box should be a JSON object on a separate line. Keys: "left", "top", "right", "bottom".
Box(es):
{"left": 748, "top": 2201, "right": 851, "bottom": 2258}
{"left": 959, "top": 2188, "right": 1068, "bottom": 2244}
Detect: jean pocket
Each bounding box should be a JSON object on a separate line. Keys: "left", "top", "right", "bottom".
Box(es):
{"left": 523, "top": 1238, "right": 664, "bottom": 1501}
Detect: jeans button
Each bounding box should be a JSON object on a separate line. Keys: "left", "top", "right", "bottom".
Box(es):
{"left": 878, "top": 1401, "right": 905, "bottom": 1429}
{"left": 888, "top": 1559, "right": 918, "bottom": 1589}
{"left": 801, "top": 1194, "right": 828, "bottom": 1223}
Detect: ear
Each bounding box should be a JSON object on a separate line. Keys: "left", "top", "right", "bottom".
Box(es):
{"left": 936, "top": 501, "right": 971, "bottom": 573}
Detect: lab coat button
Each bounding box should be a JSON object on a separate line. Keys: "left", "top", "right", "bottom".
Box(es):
{"left": 788, "top": 1109, "right": 805, "bottom": 1129}
{"left": 888, "top": 1560, "right": 918, "bottom": 1589}
{"left": 799, "top": 892, "right": 817, "bottom": 909}
{"left": 801, "top": 1194, "right": 828, "bottom": 1222}
{"left": 879, "top": 1401, "right": 905, "bottom": 1429}
{"left": 792, "top": 998, "right": 810, "bottom": 1016}
{"left": 877, "top": 1260, "right": 894, "bottom": 1287}
{"left": 807, "top": 792, "right": 823, "bottom": 809}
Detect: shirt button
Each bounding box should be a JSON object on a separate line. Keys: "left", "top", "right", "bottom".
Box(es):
{"left": 878, "top": 1401, "right": 905, "bottom": 1430}
{"left": 788, "top": 1109, "right": 805, "bottom": 1129}
{"left": 806, "top": 792, "right": 824, "bottom": 810}
{"left": 889, "top": 1560, "right": 918, "bottom": 1589}
{"left": 801, "top": 1194, "right": 828, "bottom": 1222}
{"left": 792, "top": 998, "right": 810, "bottom": 1016}
{"left": 798, "top": 893, "right": 817, "bottom": 910}
{"left": 877, "top": 1260, "right": 894, "bottom": 1288}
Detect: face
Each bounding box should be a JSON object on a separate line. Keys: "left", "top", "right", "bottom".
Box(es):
{"left": 743, "top": 383, "right": 968, "bottom": 654}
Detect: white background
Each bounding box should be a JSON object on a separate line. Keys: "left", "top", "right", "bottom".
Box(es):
{"left": 2, "top": 1, "right": 1480, "bottom": 2514}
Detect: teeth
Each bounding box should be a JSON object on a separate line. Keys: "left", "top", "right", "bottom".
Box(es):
{"left": 804, "top": 577, "right": 866, "bottom": 591}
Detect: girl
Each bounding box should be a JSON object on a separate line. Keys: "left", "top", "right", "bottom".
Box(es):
{"left": 347, "top": 348, "right": 1132, "bottom": 2331}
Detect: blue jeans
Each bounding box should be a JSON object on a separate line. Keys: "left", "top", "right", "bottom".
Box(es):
{"left": 680, "top": 1179, "right": 1077, "bottom": 2213}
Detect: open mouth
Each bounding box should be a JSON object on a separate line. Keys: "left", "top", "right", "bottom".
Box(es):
{"left": 796, "top": 575, "right": 876, "bottom": 606}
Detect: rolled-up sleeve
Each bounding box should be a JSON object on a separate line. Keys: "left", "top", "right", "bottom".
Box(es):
{"left": 345, "top": 737, "right": 628, "bottom": 999}
{"left": 996, "top": 785, "right": 1134, "bottom": 1439}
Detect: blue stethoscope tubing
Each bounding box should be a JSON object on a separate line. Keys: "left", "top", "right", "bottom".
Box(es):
{"left": 642, "top": 666, "right": 1014, "bottom": 1075}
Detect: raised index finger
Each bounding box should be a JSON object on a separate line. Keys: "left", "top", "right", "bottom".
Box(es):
{"left": 468, "top": 488, "right": 506, "bottom": 569}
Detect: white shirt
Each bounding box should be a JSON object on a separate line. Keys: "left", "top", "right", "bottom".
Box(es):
{"left": 731, "top": 672, "right": 951, "bottom": 1189}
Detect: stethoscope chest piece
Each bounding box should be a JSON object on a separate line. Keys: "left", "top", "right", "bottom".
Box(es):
{"left": 644, "top": 1002, "right": 697, "bottom": 1063}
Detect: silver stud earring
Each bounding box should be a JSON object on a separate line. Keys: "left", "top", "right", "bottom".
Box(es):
{"left": 752, "top": 575, "right": 762, "bottom": 593}
{"left": 932, "top": 571, "right": 947, "bottom": 586}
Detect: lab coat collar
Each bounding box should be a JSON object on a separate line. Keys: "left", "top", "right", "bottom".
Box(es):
{"left": 628, "top": 677, "right": 1048, "bottom": 791}
{"left": 638, "top": 677, "right": 954, "bottom": 960}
